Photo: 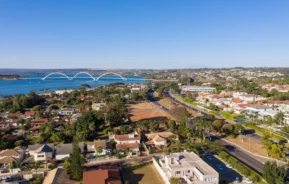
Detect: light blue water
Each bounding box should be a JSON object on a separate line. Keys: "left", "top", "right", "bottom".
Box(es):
{"left": 0, "top": 73, "right": 145, "bottom": 95}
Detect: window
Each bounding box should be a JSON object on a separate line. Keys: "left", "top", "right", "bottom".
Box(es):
{"left": 37, "top": 155, "right": 45, "bottom": 158}
{"left": 176, "top": 171, "right": 181, "bottom": 175}
{"left": 187, "top": 170, "right": 190, "bottom": 173}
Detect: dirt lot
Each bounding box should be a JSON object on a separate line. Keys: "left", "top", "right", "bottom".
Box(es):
{"left": 158, "top": 98, "right": 201, "bottom": 117}
{"left": 128, "top": 102, "right": 173, "bottom": 122}
{"left": 122, "top": 163, "right": 164, "bottom": 184}
{"left": 226, "top": 135, "right": 268, "bottom": 156}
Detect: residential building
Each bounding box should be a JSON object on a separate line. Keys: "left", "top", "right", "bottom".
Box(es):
{"left": 86, "top": 140, "right": 112, "bottom": 158}
{"left": 145, "top": 132, "right": 177, "bottom": 147}
{"left": 83, "top": 166, "right": 121, "bottom": 184}
{"left": 0, "top": 148, "right": 25, "bottom": 171}
{"left": 22, "top": 144, "right": 54, "bottom": 165}
{"left": 153, "top": 152, "right": 219, "bottom": 184}
{"left": 23, "top": 111, "right": 36, "bottom": 119}
{"left": 91, "top": 103, "right": 106, "bottom": 111}
{"left": 113, "top": 134, "right": 141, "bottom": 156}
{"left": 58, "top": 107, "right": 75, "bottom": 116}
{"left": 55, "top": 143, "right": 84, "bottom": 161}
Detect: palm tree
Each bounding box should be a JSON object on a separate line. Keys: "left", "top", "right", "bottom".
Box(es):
{"left": 274, "top": 112, "right": 285, "bottom": 126}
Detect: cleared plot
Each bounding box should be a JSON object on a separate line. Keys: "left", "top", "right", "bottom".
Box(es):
{"left": 128, "top": 102, "right": 173, "bottom": 122}
{"left": 122, "top": 163, "right": 164, "bottom": 184}
{"left": 226, "top": 135, "right": 268, "bottom": 156}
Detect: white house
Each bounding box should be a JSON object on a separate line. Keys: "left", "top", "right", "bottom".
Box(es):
{"left": 154, "top": 152, "right": 219, "bottom": 184}
{"left": 58, "top": 107, "right": 75, "bottom": 116}
{"left": 22, "top": 144, "right": 54, "bottom": 165}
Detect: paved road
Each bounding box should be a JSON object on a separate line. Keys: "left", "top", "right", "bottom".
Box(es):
{"left": 204, "top": 154, "right": 243, "bottom": 183}
{"left": 216, "top": 138, "right": 264, "bottom": 174}
{"left": 167, "top": 92, "right": 265, "bottom": 174}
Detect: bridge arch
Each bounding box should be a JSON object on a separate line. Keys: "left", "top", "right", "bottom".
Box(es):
{"left": 42, "top": 72, "right": 70, "bottom": 80}
{"left": 96, "top": 72, "right": 126, "bottom": 81}
{"left": 72, "top": 72, "right": 96, "bottom": 81}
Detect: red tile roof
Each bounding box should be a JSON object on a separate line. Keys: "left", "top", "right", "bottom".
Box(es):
{"left": 232, "top": 98, "right": 242, "bottom": 103}
{"left": 83, "top": 168, "right": 121, "bottom": 184}
{"left": 116, "top": 143, "right": 139, "bottom": 149}
{"left": 114, "top": 135, "right": 141, "bottom": 141}
{"left": 24, "top": 111, "right": 36, "bottom": 117}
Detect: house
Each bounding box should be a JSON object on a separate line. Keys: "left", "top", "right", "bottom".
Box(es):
{"left": 113, "top": 134, "right": 141, "bottom": 156}
{"left": 58, "top": 107, "right": 75, "bottom": 116}
{"left": 91, "top": 103, "right": 105, "bottom": 111}
{"left": 0, "top": 147, "right": 25, "bottom": 173}
{"left": 43, "top": 167, "right": 79, "bottom": 184}
{"left": 145, "top": 132, "right": 177, "bottom": 147}
{"left": 86, "top": 140, "right": 112, "bottom": 158}
{"left": 71, "top": 113, "right": 82, "bottom": 123}
{"left": 153, "top": 152, "right": 219, "bottom": 184}
{"left": 0, "top": 122, "right": 10, "bottom": 132}
{"left": 23, "top": 111, "right": 36, "bottom": 119}
{"left": 55, "top": 143, "right": 84, "bottom": 161}
{"left": 30, "top": 118, "right": 49, "bottom": 132}
{"left": 22, "top": 144, "right": 54, "bottom": 165}
{"left": 83, "top": 167, "right": 121, "bottom": 184}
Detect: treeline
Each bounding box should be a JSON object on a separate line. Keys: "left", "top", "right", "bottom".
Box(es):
{"left": 0, "top": 91, "right": 45, "bottom": 112}
{"left": 0, "top": 74, "right": 20, "bottom": 80}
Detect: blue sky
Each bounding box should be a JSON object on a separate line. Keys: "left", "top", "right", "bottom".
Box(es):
{"left": 1, "top": 0, "right": 289, "bottom": 69}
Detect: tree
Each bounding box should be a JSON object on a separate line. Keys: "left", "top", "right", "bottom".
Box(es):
{"left": 31, "top": 176, "right": 44, "bottom": 184}
{"left": 170, "top": 177, "right": 182, "bottom": 184}
{"left": 167, "top": 120, "right": 177, "bottom": 131}
{"left": 212, "top": 120, "right": 224, "bottom": 132}
{"left": 221, "top": 124, "right": 234, "bottom": 135}
{"left": 96, "top": 146, "right": 103, "bottom": 155}
{"left": 105, "top": 102, "right": 128, "bottom": 125}
{"left": 69, "top": 139, "right": 85, "bottom": 181}
{"left": 263, "top": 161, "right": 286, "bottom": 184}
{"left": 274, "top": 112, "right": 285, "bottom": 125}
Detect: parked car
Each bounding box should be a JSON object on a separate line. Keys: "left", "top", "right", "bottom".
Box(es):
{"left": 243, "top": 178, "right": 253, "bottom": 184}
{"left": 226, "top": 164, "right": 232, "bottom": 169}
{"left": 217, "top": 164, "right": 224, "bottom": 170}
{"left": 206, "top": 155, "right": 213, "bottom": 160}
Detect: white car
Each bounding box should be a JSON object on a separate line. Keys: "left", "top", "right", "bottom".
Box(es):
{"left": 226, "top": 164, "right": 232, "bottom": 169}
{"left": 243, "top": 178, "right": 253, "bottom": 184}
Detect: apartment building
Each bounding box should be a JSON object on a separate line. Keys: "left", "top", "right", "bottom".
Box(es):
{"left": 181, "top": 86, "right": 216, "bottom": 93}
{"left": 154, "top": 152, "right": 219, "bottom": 184}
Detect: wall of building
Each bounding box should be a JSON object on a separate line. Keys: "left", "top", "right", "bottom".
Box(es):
{"left": 152, "top": 158, "right": 170, "bottom": 184}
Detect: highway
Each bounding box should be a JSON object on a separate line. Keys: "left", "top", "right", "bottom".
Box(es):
{"left": 164, "top": 92, "right": 265, "bottom": 174}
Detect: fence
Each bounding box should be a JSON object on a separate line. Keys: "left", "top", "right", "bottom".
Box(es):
{"left": 87, "top": 156, "right": 118, "bottom": 163}
{"left": 152, "top": 157, "right": 170, "bottom": 184}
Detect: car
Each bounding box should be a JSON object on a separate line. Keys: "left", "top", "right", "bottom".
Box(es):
{"left": 217, "top": 164, "right": 224, "bottom": 170}
{"left": 225, "top": 145, "right": 235, "bottom": 151}
{"left": 206, "top": 156, "right": 213, "bottom": 160}
{"left": 243, "top": 178, "right": 253, "bottom": 183}
{"left": 226, "top": 164, "right": 232, "bottom": 169}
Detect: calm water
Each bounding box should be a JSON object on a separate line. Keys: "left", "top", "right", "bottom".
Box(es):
{"left": 0, "top": 73, "right": 145, "bottom": 95}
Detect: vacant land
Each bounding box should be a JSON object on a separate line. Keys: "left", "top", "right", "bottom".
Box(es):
{"left": 122, "top": 163, "right": 164, "bottom": 184}
{"left": 158, "top": 98, "right": 201, "bottom": 117}
{"left": 226, "top": 135, "right": 268, "bottom": 156}
{"left": 128, "top": 102, "right": 173, "bottom": 122}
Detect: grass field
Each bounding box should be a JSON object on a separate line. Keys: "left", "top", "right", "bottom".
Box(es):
{"left": 122, "top": 163, "right": 164, "bottom": 184}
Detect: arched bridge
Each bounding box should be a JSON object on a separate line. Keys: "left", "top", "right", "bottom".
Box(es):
{"left": 41, "top": 72, "right": 127, "bottom": 81}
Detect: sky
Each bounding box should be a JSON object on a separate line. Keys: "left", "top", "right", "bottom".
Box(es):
{"left": 1, "top": 0, "right": 289, "bottom": 69}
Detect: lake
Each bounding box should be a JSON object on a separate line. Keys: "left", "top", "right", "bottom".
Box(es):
{"left": 0, "top": 73, "right": 146, "bottom": 95}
